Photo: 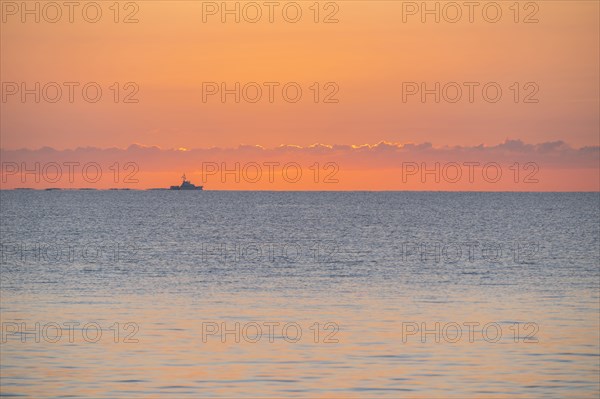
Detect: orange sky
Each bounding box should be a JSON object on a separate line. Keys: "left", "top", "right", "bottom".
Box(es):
{"left": 1, "top": 1, "right": 599, "bottom": 190}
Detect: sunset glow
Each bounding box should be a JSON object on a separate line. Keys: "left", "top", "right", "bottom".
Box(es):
{"left": 1, "top": 1, "right": 598, "bottom": 191}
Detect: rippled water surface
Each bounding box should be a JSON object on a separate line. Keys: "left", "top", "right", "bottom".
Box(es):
{"left": 1, "top": 191, "right": 599, "bottom": 398}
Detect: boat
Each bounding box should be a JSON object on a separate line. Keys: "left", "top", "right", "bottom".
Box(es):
{"left": 170, "top": 174, "right": 203, "bottom": 190}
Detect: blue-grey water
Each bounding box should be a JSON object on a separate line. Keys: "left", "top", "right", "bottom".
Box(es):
{"left": 1, "top": 191, "right": 599, "bottom": 398}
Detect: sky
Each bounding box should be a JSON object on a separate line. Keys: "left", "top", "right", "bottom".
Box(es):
{"left": 1, "top": 0, "right": 599, "bottom": 190}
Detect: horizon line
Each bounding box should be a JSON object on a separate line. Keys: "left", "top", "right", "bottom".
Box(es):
{"left": 2, "top": 189, "right": 599, "bottom": 193}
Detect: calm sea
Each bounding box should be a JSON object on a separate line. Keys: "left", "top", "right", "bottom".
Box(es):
{"left": 1, "top": 191, "right": 599, "bottom": 398}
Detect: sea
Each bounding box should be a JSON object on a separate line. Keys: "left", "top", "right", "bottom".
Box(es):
{"left": 1, "top": 191, "right": 599, "bottom": 398}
